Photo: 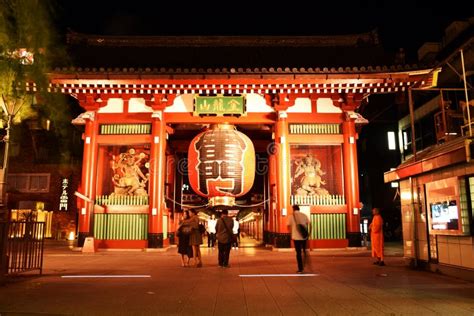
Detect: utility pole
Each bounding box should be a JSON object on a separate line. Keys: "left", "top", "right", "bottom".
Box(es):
{"left": 0, "top": 95, "right": 24, "bottom": 220}
{"left": 0, "top": 114, "right": 11, "bottom": 282}
{"left": 0, "top": 114, "right": 12, "bottom": 220}
{"left": 0, "top": 100, "right": 21, "bottom": 281}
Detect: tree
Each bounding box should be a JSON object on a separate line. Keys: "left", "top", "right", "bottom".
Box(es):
{"left": 0, "top": 0, "right": 57, "bottom": 105}
{"left": 0, "top": 0, "right": 64, "bottom": 215}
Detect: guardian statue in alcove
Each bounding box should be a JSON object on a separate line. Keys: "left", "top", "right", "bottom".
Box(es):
{"left": 293, "top": 154, "right": 329, "bottom": 196}
{"left": 110, "top": 148, "right": 149, "bottom": 196}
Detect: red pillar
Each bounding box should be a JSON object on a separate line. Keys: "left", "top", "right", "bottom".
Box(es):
{"left": 274, "top": 110, "right": 291, "bottom": 247}
{"left": 148, "top": 110, "right": 166, "bottom": 247}
{"left": 165, "top": 154, "right": 177, "bottom": 243}
{"left": 342, "top": 119, "right": 361, "bottom": 246}
{"left": 77, "top": 111, "right": 99, "bottom": 247}
{"left": 267, "top": 154, "right": 277, "bottom": 243}
{"left": 95, "top": 147, "right": 107, "bottom": 196}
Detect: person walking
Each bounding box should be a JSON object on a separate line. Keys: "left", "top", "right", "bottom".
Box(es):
{"left": 207, "top": 214, "right": 217, "bottom": 248}
{"left": 370, "top": 207, "right": 385, "bottom": 266}
{"left": 216, "top": 210, "right": 233, "bottom": 268}
{"left": 287, "top": 205, "right": 310, "bottom": 273}
{"left": 188, "top": 209, "right": 203, "bottom": 267}
{"left": 232, "top": 217, "right": 240, "bottom": 249}
{"left": 177, "top": 211, "right": 193, "bottom": 267}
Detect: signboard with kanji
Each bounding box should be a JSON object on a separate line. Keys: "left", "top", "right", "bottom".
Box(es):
{"left": 59, "top": 178, "right": 69, "bottom": 211}
{"left": 194, "top": 96, "right": 245, "bottom": 116}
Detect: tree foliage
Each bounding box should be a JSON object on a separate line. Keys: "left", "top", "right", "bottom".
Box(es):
{"left": 0, "top": 0, "right": 78, "bottom": 165}
{"left": 0, "top": 0, "right": 57, "bottom": 113}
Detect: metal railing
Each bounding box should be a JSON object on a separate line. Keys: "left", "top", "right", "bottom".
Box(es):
{"left": 0, "top": 221, "right": 8, "bottom": 277}
{"left": 4, "top": 221, "right": 45, "bottom": 275}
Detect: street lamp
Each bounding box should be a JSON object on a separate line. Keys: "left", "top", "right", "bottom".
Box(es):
{"left": 0, "top": 94, "right": 28, "bottom": 220}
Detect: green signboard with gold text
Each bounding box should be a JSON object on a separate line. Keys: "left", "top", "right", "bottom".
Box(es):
{"left": 194, "top": 96, "right": 245, "bottom": 116}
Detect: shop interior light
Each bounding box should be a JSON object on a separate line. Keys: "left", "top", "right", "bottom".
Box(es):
{"left": 68, "top": 231, "right": 75, "bottom": 241}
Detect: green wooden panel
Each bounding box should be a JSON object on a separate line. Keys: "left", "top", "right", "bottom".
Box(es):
{"left": 122, "top": 215, "right": 126, "bottom": 239}
{"left": 329, "top": 214, "right": 333, "bottom": 238}
{"left": 119, "top": 215, "right": 123, "bottom": 239}
{"left": 96, "top": 214, "right": 102, "bottom": 239}
{"left": 329, "top": 215, "right": 333, "bottom": 238}
{"left": 111, "top": 215, "right": 116, "bottom": 239}
{"left": 99, "top": 124, "right": 152, "bottom": 135}
{"left": 289, "top": 123, "right": 340, "bottom": 135}
{"left": 113, "top": 215, "right": 118, "bottom": 239}
{"left": 325, "top": 215, "right": 328, "bottom": 238}
{"left": 94, "top": 214, "right": 148, "bottom": 240}
{"left": 311, "top": 213, "right": 346, "bottom": 239}
{"left": 340, "top": 214, "right": 345, "bottom": 238}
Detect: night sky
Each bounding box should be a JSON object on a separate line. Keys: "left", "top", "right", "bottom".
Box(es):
{"left": 56, "top": 0, "right": 474, "bottom": 58}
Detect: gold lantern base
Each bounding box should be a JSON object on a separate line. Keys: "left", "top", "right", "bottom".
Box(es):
{"left": 209, "top": 196, "right": 235, "bottom": 207}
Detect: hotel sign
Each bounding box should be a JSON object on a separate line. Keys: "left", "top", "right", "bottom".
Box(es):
{"left": 194, "top": 96, "right": 245, "bottom": 116}
{"left": 59, "top": 178, "right": 69, "bottom": 211}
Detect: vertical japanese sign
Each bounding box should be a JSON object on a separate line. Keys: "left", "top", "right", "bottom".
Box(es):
{"left": 59, "top": 178, "right": 69, "bottom": 211}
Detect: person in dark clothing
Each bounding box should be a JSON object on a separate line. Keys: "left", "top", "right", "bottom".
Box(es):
{"left": 188, "top": 209, "right": 203, "bottom": 267}
{"left": 177, "top": 211, "right": 193, "bottom": 267}
{"left": 215, "top": 210, "right": 234, "bottom": 268}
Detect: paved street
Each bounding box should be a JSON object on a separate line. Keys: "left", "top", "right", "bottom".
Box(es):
{"left": 0, "top": 241, "right": 473, "bottom": 316}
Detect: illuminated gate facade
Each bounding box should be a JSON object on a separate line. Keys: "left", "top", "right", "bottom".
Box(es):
{"left": 49, "top": 32, "right": 436, "bottom": 249}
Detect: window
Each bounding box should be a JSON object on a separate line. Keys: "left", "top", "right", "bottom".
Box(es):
{"left": 387, "top": 131, "right": 396, "bottom": 150}
{"left": 403, "top": 131, "right": 408, "bottom": 150}
{"left": 425, "top": 177, "right": 471, "bottom": 236}
{"left": 401, "top": 114, "right": 436, "bottom": 160}
{"left": 8, "top": 173, "right": 50, "bottom": 193}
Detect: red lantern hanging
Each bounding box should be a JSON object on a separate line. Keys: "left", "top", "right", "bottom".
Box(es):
{"left": 188, "top": 123, "right": 255, "bottom": 206}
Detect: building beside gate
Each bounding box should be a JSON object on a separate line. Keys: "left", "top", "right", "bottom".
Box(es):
{"left": 5, "top": 104, "right": 82, "bottom": 241}
{"left": 44, "top": 30, "right": 436, "bottom": 249}
{"left": 384, "top": 19, "right": 473, "bottom": 279}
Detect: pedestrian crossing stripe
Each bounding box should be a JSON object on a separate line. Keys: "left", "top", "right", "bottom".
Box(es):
{"left": 239, "top": 274, "right": 319, "bottom": 277}
{"left": 61, "top": 275, "right": 151, "bottom": 278}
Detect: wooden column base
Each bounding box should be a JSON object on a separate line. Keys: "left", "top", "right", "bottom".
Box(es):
{"left": 147, "top": 233, "right": 164, "bottom": 248}
{"left": 78, "top": 232, "right": 88, "bottom": 247}
{"left": 273, "top": 233, "right": 291, "bottom": 248}
{"left": 168, "top": 232, "right": 176, "bottom": 245}
{"left": 346, "top": 232, "right": 362, "bottom": 247}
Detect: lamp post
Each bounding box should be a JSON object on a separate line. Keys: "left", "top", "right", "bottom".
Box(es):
{"left": 0, "top": 95, "right": 25, "bottom": 220}
{"left": 0, "top": 94, "right": 26, "bottom": 279}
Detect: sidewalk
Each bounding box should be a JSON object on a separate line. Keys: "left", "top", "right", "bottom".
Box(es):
{"left": 0, "top": 240, "right": 473, "bottom": 315}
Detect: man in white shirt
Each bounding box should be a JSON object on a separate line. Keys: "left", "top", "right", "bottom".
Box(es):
{"left": 207, "top": 214, "right": 217, "bottom": 248}
{"left": 287, "top": 205, "right": 310, "bottom": 273}
{"left": 232, "top": 217, "right": 240, "bottom": 249}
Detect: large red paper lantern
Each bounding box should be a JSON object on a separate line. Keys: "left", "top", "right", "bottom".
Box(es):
{"left": 188, "top": 123, "right": 255, "bottom": 206}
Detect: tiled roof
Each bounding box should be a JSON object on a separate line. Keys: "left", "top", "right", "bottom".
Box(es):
{"left": 63, "top": 31, "right": 409, "bottom": 70}
{"left": 41, "top": 67, "right": 436, "bottom": 95}
{"left": 66, "top": 31, "right": 381, "bottom": 48}
{"left": 52, "top": 64, "right": 431, "bottom": 75}
{"left": 46, "top": 31, "right": 437, "bottom": 94}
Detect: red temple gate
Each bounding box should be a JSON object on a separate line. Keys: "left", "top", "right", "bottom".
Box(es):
{"left": 44, "top": 32, "right": 437, "bottom": 249}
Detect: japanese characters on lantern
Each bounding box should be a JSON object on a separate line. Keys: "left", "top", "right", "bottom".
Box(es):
{"left": 188, "top": 123, "right": 255, "bottom": 206}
